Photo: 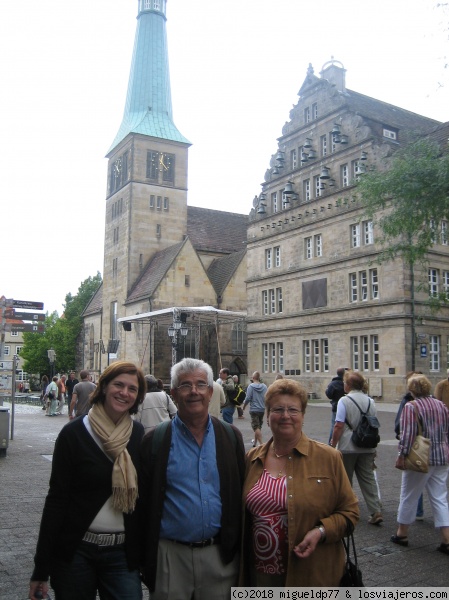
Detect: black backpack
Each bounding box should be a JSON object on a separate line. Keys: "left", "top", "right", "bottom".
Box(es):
{"left": 345, "top": 396, "right": 380, "bottom": 449}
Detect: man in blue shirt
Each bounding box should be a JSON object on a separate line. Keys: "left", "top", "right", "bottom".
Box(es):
{"left": 140, "top": 358, "right": 245, "bottom": 600}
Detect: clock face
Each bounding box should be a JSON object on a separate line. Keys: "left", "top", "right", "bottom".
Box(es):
{"left": 114, "top": 158, "right": 122, "bottom": 176}
{"left": 159, "top": 153, "right": 169, "bottom": 171}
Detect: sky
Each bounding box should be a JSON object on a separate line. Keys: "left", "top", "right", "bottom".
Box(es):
{"left": 0, "top": 0, "right": 447, "bottom": 317}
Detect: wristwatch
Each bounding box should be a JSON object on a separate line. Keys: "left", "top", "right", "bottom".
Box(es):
{"left": 315, "top": 525, "right": 326, "bottom": 543}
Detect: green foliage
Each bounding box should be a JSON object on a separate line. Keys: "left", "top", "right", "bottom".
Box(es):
{"left": 20, "top": 272, "right": 102, "bottom": 376}
{"left": 357, "top": 138, "right": 449, "bottom": 266}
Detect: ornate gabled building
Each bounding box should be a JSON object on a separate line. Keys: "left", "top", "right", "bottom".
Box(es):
{"left": 247, "top": 60, "right": 449, "bottom": 401}
{"left": 82, "top": 0, "right": 248, "bottom": 381}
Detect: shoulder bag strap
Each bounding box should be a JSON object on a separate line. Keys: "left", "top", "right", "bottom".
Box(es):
{"left": 344, "top": 394, "right": 363, "bottom": 430}
{"left": 410, "top": 401, "right": 423, "bottom": 436}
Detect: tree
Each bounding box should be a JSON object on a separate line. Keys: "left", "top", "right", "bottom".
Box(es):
{"left": 357, "top": 138, "right": 449, "bottom": 267}
{"left": 20, "top": 272, "right": 102, "bottom": 376}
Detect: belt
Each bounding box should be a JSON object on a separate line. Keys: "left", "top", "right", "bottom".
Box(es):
{"left": 82, "top": 531, "right": 125, "bottom": 546}
{"left": 169, "top": 535, "right": 220, "bottom": 549}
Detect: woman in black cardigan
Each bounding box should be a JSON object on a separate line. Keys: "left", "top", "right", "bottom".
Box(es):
{"left": 29, "top": 361, "right": 146, "bottom": 600}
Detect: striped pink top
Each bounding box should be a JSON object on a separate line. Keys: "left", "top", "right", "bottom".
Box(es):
{"left": 246, "top": 469, "right": 288, "bottom": 575}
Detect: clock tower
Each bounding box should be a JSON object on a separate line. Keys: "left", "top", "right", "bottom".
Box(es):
{"left": 103, "top": 0, "right": 191, "bottom": 345}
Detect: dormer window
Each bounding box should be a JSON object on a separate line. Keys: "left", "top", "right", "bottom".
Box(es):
{"left": 383, "top": 127, "right": 398, "bottom": 141}
{"left": 140, "top": 0, "right": 166, "bottom": 14}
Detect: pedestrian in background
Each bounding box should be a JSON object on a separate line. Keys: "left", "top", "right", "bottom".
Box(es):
{"left": 325, "top": 367, "right": 346, "bottom": 443}
{"left": 134, "top": 375, "right": 177, "bottom": 433}
{"left": 242, "top": 371, "right": 267, "bottom": 447}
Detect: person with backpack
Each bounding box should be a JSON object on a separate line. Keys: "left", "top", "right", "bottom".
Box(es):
{"left": 329, "top": 369, "right": 383, "bottom": 525}
{"left": 219, "top": 367, "right": 238, "bottom": 424}
{"left": 242, "top": 371, "right": 267, "bottom": 447}
{"left": 134, "top": 374, "right": 177, "bottom": 432}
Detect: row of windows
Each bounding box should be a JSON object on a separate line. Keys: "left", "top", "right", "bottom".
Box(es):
{"left": 262, "top": 335, "right": 444, "bottom": 374}
{"left": 270, "top": 161, "right": 368, "bottom": 212}
{"left": 111, "top": 198, "right": 124, "bottom": 220}
{"left": 262, "top": 288, "right": 283, "bottom": 315}
{"left": 350, "top": 269, "right": 379, "bottom": 302}
{"left": 264, "top": 221, "right": 374, "bottom": 269}
{"left": 149, "top": 195, "right": 169, "bottom": 211}
{"left": 2, "top": 345, "right": 22, "bottom": 356}
{"left": 430, "top": 220, "right": 448, "bottom": 245}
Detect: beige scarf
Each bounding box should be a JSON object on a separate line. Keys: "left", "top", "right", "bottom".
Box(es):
{"left": 88, "top": 403, "right": 138, "bottom": 513}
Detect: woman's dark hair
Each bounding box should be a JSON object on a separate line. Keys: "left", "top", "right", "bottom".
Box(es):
{"left": 90, "top": 361, "right": 146, "bottom": 415}
{"left": 144, "top": 374, "right": 159, "bottom": 393}
{"left": 41, "top": 375, "right": 49, "bottom": 383}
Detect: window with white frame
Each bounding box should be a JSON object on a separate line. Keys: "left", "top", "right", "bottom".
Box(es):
{"left": 269, "top": 289, "right": 275, "bottom": 314}
{"left": 429, "top": 268, "right": 439, "bottom": 297}
{"left": 351, "top": 221, "right": 373, "bottom": 248}
{"left": 262, "top": 290, "right": 268, "bottom": 315}
{"left": 441, "top": 220, "right": 448, "bottom": 245}
{"left": 304, "top": 107, "right": 310, "bottom": 123}
{"left": 272, "top": 192, "right": 278, "bottom": 213}
{"left": 383, "top": 128, "right": 397, "bottom": 140}
{"left": 304, "top": 340, "right": 311, "bottom": 372}
{"left": 275, "top": 246, "right": 281, "bottom": 267}
{"left": 312, "top": 103, "right": 318, "bottom": 120}
{"left": 163, "top": 197, "right": 169, "bottom": 210}
{"left": 304, "top": 338, "right": 329, "bottom": 372}
{"left": 429, "top": 335, "right": 440, "bottom": 371}
{"left": 303, "top": 179, "right": 310, "bottom": 202}
{"left": 315, "top": 234, "right": 322, "bottom": 257}
{"left": 149, "top": 195, "right": 155, "bottom": 209}
{"left": 349, "top": 268, "right": 379, "bottom": 302}
{"left": 276, "top": 288, "right": 283, "bottom": 313}
{"left": 341, "top": 164, "right": 349, "bottom": 187}
{"left": 351, "top": 335, "right": 379, "bottom": 371}
{"left": 291, "top": 149, "right": 297, "bottom": 170}
{"left": 265, "top": 248, "right": 272, "bottom": 269}
{"left": 364, "top": 221, "right": 374, "bottom": 245}
{"left": 277, "top": 342, "right": 284, "bottom": 372}
{"left": 314, "top": 175, "right": 321, "bottom": 198}
{"left": 330, "top": 133, "right": 337, "bottom": 153}
{"left": 321, "top": 135, "right": 327, "bottom": 157}
{"left": 16, "top": 346, "right": 22, "bottom": 355}
{"left": 443, "top": 271, "right": 449, "bottom": 299}
{"left": 351, "top": 337, "right": 359, "bottom": 370}
{"left": 305, "top": 237, "right": 313, "bottom": 259}
{"left": 269, "top": 343, "right": 276, "bottom": 372}
{"left": 11, "top": 331, "right": 18, "bottom": 337}
{"left": 351, "top": 224, "right": 360, "bottom": 248}
{"left": 262, "top": 344, "right": 269, "bottom": 373}
{"left": 3, "top": 345, "right": 10, "bottom": 356}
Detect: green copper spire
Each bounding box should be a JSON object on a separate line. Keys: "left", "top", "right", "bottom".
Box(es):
{"left": 108, "top": 0, "right": 190, "bottom": 153}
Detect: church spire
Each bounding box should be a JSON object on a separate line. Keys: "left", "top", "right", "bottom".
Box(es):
{"left": 108, "top": 0, "right": 189, "bottom": 154}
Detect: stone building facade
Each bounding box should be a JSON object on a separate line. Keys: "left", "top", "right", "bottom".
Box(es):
{"left": 247, "top": 60, "right": 449, "bottom": 402}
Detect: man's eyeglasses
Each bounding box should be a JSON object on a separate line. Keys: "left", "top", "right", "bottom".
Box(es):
{"left": 270, "top": 407, "right": 303, "bottom": 416}
{"left": 176, "top": 382, "right": 210, "bottom": 393}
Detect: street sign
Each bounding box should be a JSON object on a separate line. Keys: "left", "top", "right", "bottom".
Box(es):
{"left": 11, "top": 323, "right": 45, "bottom": 333}
{"left": 11, "top": 311, "right": 45, "bottom": 322}
{"left": 0, "top": 361, "right": 13, "bottom": 370}
{"left": 13, "top": 300, "right": 44, "bottom": 310}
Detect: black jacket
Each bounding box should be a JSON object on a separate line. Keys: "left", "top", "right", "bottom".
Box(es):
{"left": 325, "top": 376, "right": 345, "bottom": 412}
{"left": 139, "top": 416, "right": 245, "bottom": 592}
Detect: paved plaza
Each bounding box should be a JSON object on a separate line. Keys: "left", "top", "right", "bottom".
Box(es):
{"left": 0, "top": 399, "right": 448, "bottom": 599}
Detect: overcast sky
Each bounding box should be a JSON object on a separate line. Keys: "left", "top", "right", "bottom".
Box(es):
{"left": 0, "top": 0, "right": 447, "bottom": 316}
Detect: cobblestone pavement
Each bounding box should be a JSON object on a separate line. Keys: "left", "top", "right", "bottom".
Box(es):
{"left": 0, "top": 401, "right": 448, "bottom": 599}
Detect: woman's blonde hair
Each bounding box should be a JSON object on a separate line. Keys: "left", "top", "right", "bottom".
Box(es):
{"left": 265, "top": 379, "right": 308, "bottom": 413}
{"left": 343, "top": 370, "right": 368, "bottom": 393}
{"left": 407, "top": 374, "right": 432, "bottom": 398}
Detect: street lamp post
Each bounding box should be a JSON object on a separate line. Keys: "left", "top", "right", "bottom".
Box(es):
{"left": 167, "top": 316, "right": 189, "bottom": 365}
{"left": 47, "top": 349, "right": 56, "bottom": 380}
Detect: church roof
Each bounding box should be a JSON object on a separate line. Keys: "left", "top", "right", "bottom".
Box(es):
{"left": 82, "top": 283, "right": 103, "bottom": 317}
{"left": 126, "top": 240, "right": 187, "bottom": 304}
{"left": 207, "top": 249, "right": 247, "bottom": 298}
{"left": 107, "top": 5, "right": 190, "bottom": 154}
{"left": 187, "top": 206, "right": 248, "bottom": 254}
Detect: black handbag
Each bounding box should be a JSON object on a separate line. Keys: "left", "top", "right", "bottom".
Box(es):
{"left": 340, "top": 519, "right": 364, "bottom": 587}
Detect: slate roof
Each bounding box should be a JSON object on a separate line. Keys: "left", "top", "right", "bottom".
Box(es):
{"left": 126, "top": 240, "right": 187, "bottom": 304}
{"left": 82, "top": 283, "right": 103, "bottom": 317}
{"left": 207, "top": 249, "right": 247, "bottom": 298}
{"left": 344, "top": 88, "right": 441, "bottom": 135}
{"left": 187, "top": 206, "right": 248, "bottom": 254}
{"left": 427, "top": 121, "right": 449, "bottom": 152}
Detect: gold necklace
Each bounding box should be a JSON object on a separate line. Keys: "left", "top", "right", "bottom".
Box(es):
{"left": 273, "top": 445, "right": 290, "bottom": 459}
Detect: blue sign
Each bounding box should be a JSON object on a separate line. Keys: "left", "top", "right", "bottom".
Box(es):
{"left": 420, "top": 344, "right": 427, "bottom": 358}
